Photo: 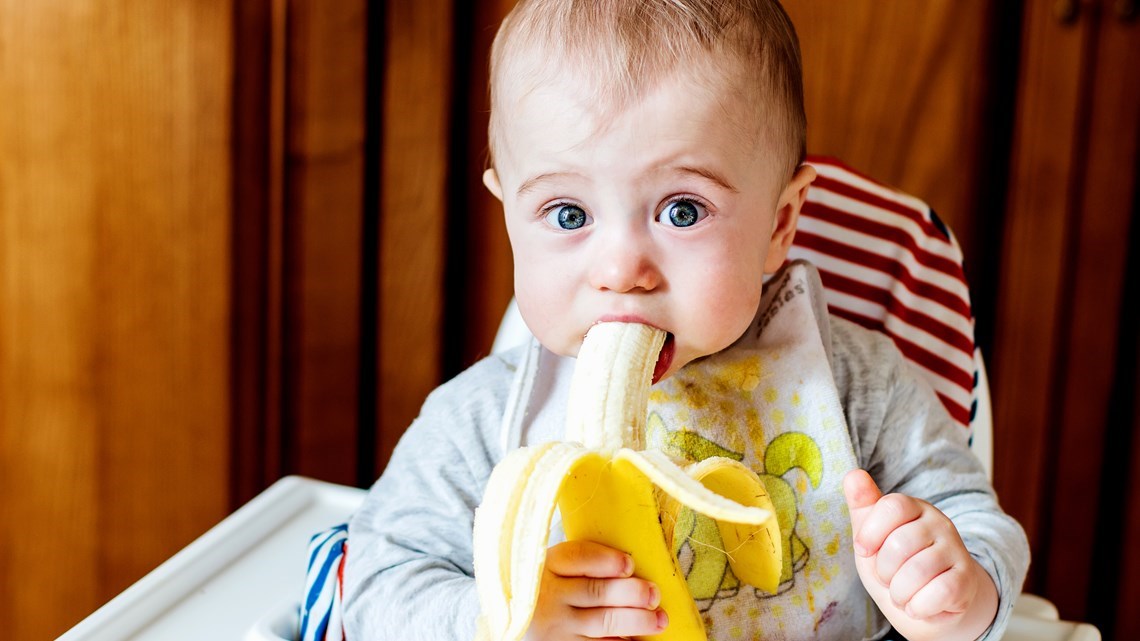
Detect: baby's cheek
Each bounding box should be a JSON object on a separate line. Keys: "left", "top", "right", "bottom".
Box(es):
{"left": 693, "top": 276, "right": 762, "bottom": 343}
{"left": 514, "top": 284, "right": 579, "bottom": 356}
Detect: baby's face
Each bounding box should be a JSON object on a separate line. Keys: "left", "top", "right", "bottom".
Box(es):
{"left": 486, "top": 69, "right": 812, "bottom": 380}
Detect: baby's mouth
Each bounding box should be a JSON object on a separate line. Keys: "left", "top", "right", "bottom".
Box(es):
{"left": 652, "top": 333, "right": 675, "bottom": 384}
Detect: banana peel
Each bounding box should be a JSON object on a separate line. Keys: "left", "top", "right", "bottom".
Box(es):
{"left": 473, "top": 323, "right": 781, "bottom": 640}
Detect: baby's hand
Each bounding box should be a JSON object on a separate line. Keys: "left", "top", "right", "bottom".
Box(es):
{"left": 525, "top": 540, "right": 668, "bottom": 641}
{"left": 843, "top": 469, "right": 998, "bottom": 641}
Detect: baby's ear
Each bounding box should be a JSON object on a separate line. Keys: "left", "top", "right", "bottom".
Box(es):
{"left": 763, "top": 164, "right": 817, "bottom": 273}
{"left": 483, "top": 168, "right": 504, "bottom": 201}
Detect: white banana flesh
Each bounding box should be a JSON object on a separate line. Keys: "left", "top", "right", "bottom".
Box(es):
{"left": 473, "top": 323, "right": 781, "bottom": 641}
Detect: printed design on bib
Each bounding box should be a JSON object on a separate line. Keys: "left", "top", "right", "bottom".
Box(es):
{"left": 634, "top": 263, "right": 877, "bottom": 638}
{"left": 647, "top": 355, "right": 825, "bottom": 611}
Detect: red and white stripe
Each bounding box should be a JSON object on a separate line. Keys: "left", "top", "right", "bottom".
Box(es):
{"left": 788, "top": 157, "right": 977, "bottom": 430}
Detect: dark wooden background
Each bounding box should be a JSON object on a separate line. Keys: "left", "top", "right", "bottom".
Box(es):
{"left": 2, "top": 1, "right": 1138, "bottom": 638}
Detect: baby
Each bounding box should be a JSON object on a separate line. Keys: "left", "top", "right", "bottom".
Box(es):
{"left": 343, "top": 1, "right": 1029, "bottom": 640}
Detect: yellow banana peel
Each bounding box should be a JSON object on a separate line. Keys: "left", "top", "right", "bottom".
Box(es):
{"left": 473, "top": 323, "right": 782, "bottom": 640}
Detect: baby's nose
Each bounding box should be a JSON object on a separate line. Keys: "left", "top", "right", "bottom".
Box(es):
{"left": 588, "top": 238, "right": 662, "bottom": 293}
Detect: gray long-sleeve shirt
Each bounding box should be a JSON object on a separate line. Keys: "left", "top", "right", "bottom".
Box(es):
{"left": 344, "top": 262, "right": 1028, "bottom": 641}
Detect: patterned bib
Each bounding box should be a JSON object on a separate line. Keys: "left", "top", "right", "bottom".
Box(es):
{"left": 644, "top": 262, "right": 887, "bottom": 640}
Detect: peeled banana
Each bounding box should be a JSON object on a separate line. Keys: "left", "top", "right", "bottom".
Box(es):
{"left": 473, "top": 323, "right": 781, "bottom": 640}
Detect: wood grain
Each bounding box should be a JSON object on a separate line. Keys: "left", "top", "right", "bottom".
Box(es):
{"left": 0, "top": 1, "right": 233, "bottom": 637}
{"left": 447, "top": 0, "right": 519, "bottom": 371}
{"left": 281, "top": 0, "right": 367, "bottom": 485}
{"left": 1041, "top": 7, "right": 1140, "bottom": 620}
{"left": 1117, "top": 331, "right": 1140, "bottom": 638}
{"left": 991, "top": 0, "right": 1092, "bottom": 590}
{"left": 375, "top": 0, "right": 455, "bottom": 472}
{"left": 232, "top": 0, "right": 288, "bottom": 504}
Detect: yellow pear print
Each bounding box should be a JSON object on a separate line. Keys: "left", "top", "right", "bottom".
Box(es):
{"left": 649, "top": 414, "right": 824, "bottom": 597}
{"left": 763, "top": 432, "right": 824, "bottom": 586}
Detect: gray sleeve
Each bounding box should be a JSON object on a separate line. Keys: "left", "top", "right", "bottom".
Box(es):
{"left": 342, "top": 354, "right": 517, "bottom": 641}
{"left": 829, "top": 319, "right": 1030, "bottom": 641}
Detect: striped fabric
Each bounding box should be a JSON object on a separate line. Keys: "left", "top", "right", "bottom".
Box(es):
{"left": 789, "top": 156, "right": 977, "bottom": 431}
{"left": 300, "top": 523, "right": 348, "bottom": 641}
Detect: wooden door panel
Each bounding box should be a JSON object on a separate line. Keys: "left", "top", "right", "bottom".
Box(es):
{"left": 282, "top": 0, "right": 368, "bottom": 485}
{"left": 0, "top": 1, "right": 233, "bottom": 637}
{"left": 1041, "top": 5, "right": 1140, "bottom": 622}
{"left": 447, "top": 0, "right": 519, "bottom": 371}
{"left": 991, "top": 0, "right": 1097, "bottom": 593}
{"left": 374, "top": 0, "right": 455, "bottom": 474}
{"left": 1117, "top": 332, "right": 1140, "bottom": 637}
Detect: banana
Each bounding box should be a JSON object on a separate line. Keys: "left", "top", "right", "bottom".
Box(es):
{"left": 473, "top": 323, "right": 782, "bottom": 641}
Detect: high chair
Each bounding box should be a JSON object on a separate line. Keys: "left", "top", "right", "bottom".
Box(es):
{"left": 59, "top": 158, "right": 1099, "bottom": 641}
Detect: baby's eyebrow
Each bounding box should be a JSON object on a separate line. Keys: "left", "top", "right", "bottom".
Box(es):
{"left": 516, "top": 166, "right": 738, "bottom": 196}
{"left": 669, "top": 165, "right": 740, "bottom": 193}
{"left": 516, "top": 171, "right": 579, "bottom": 197}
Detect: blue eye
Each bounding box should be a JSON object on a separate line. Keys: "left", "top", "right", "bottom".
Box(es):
{"left": 545, "top": 204, "right": 591, "bottom": 230}
{"left": 658, "top": 199, "right": 706, "bottom": 228}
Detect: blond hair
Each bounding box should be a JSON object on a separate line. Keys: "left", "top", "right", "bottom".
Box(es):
{"left": 488, "top": 0, "right": 806, "bottom": 181}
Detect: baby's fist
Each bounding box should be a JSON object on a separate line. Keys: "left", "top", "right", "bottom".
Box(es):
{"left": 843, "top": 469, "right": 998, "bottom": 641}
{"left": 526, "top": 540, "right": 667, "bottom": 641}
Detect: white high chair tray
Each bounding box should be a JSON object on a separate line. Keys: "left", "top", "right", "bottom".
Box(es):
{"left": 59, "top": 476, "right": 1100, "bottom": 641}
{"left": 59, "top": 476, "right": 364, "bottom": 641}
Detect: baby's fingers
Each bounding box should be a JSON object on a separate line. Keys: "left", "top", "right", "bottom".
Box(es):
{"left": 570, "top": 605, "right": 669, "bottom": 638}
{"left": 546, "top": 540, "right": 633, "bottom": 578}
{"left": 562, "top": 576, "right": 661, "bottom": 610}
{"left": 886, "top": 545, "right": 955, "bottom": 610}
{"left": 873, "top": 520, "right": 936, "bottom": 585}
{"left": 902, "top": 565, "right": 975, "bottom": 620}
